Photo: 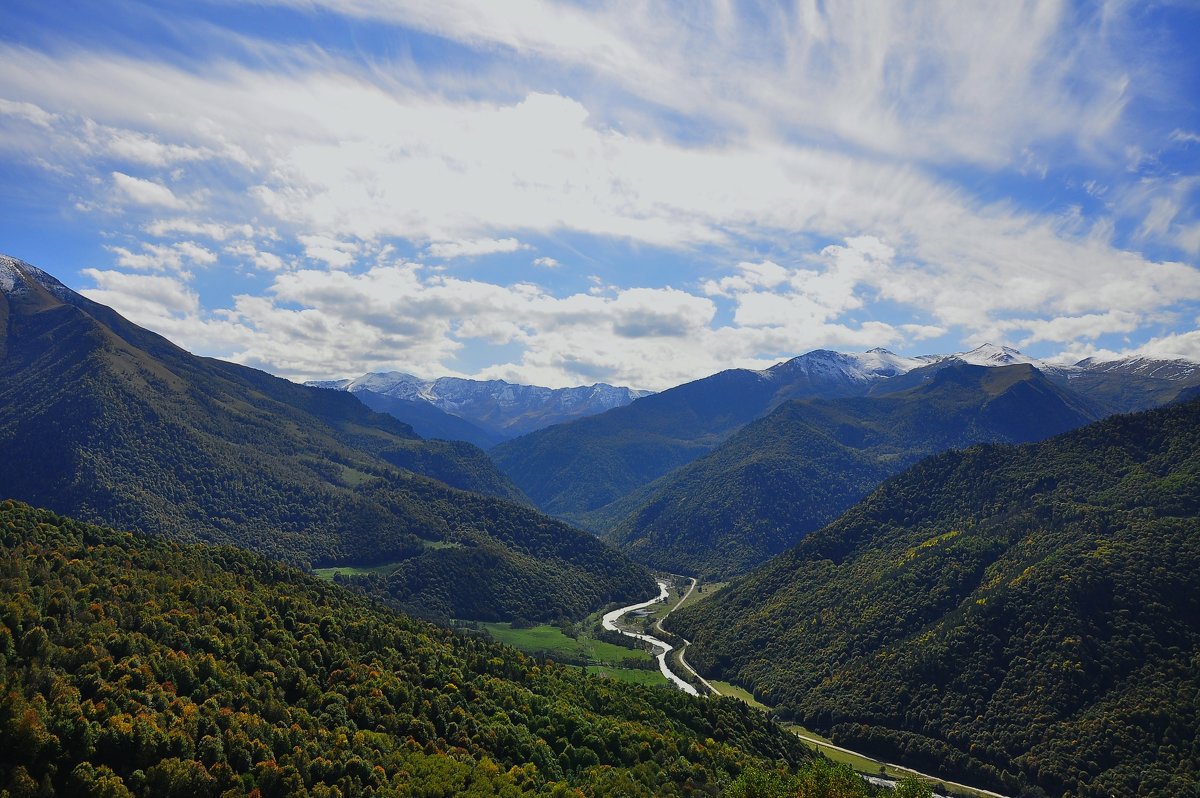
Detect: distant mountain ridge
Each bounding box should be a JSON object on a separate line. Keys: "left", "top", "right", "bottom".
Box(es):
{"left": 309, "top": 371, "right": 653, "bottom": 441}
{"left": 0, "top": 253, "right": 653, "bottom": 622}
{"left": 490, "top": 348, "right": 940, "bottom": 518}
{"left": 492, "top": 342, "right": 1200, "bottom": 523}
{"left": 607, "top": 362, "right": 1101, "bottom": 577}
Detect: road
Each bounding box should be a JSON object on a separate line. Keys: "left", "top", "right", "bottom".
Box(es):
{"left": 601, "top": 580, "right": 698, "bottom": 695}
{"left": 654, "top": 579, "right": 1012, "bottom": 798}
{"left": 651, "top": 577, "right": 722, "bottom": 695}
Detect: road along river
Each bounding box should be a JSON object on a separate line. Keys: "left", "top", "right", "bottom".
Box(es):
{"left": 604, "top": 580, "right": 1010, "bottom": 798}
{"left": 601, "top": 580, "right": 699, "bottom": 695}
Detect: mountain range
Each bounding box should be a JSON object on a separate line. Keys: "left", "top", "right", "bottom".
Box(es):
{"left": 0, "top": 254, "right": 651, "bottom": 622}
{"left": 607, "top": 361, "right": 1101, "bottom": 577}
{"left": 492, "top": 343, "right": 1200, "bottom": 531}
{"left": 309, "top": 371, "right": 652, "bottom": 445}
{"left": 671, "top": 396, "right": 1200, "bottom": 797}
{"left": 4, "top": 251, "right": 1200, "bottom": 798}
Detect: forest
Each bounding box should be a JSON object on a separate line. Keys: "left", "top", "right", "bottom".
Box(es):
{"left": 0, "top": 500, "right": 825, "bottom": 797}
{"left": 672, "top": 398, "right": 1200, "bottom": 797}
{"left": 608, "top": 362, "right": 1096, "bottom": 578}
{"left": 0, "top": 267, "right": 652, "bottom": 623}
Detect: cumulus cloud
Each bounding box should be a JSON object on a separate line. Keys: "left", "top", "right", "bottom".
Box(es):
{"left": 226, "top": 241, "right": 288, "bottom": 272}
{"left": 80, "top": 269, "right": 201, "bottom": 320}
{"left": 111, "top": 171, "right": 187, "bottom": 209}
{"left": 299, "top": 235, "right": 358, "bottom": 269}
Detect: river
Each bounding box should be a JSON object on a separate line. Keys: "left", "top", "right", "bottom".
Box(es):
{"left": 601, "top": 580, "right": 699, "bottom": 695}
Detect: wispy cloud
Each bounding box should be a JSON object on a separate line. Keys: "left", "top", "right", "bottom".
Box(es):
{"left": 426, "top": 238, "right": 527, "bottom": 259}
{"left": 1, "top": 1, "right": 1197, "bottom": 387}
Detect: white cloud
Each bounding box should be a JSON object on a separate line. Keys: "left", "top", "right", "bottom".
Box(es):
{"left": 107, "top": 241, "right": 216, "bottom": 273}
{"left": 266, "top": 0, "right": 1136, "bottom": 168}
{"left": 2, "top": 4, "right": 1198, "bottom": 387}
{"left": 91, "top": 124, "right": 212, "bottom": 167}
{"left": 80, "top": 269, "right": 201, "bottom": 319}
{"left": 145, "top": 218, "right": 256, "bottom": 241}
{"left": 426, "top": 237, "right": 526, "bottom": 259}
{"left": 1001, "top": 310, "right": 1141, "bottom": 347}
{"left": 0, "top": 97, "right": 57, "bottom": 127}
{"left": 111, "top": 171, "right": 187, "bottom": 209}
{"left": 1132, "top": 330, "right": 1200, "bottom": 363}
{"left": 226, "top": 241, "right": 288, "bottom": 272}
{"left": 703, "top": 260, "right": 789, "bottom": 296}
{"left": 298, "top": 234, "right": 357, "bottom": 269}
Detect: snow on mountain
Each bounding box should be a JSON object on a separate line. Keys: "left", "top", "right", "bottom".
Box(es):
{"left": 0, "top": 255, "right": 22, "bottom": 294}
{"left": 309, "top": 372, "right": 654, "bottom": 439}
{"left": 952, "top": 343, "right": 1044, "bottom": 368}
{"left": 1, "top": 254, "right": 80, "bottom": 303}
{"left": 767, "top": 347, "right": 935, "bottom": 385}
{"left": 1074, "top": 355, "right": 1200, "bottom": 381}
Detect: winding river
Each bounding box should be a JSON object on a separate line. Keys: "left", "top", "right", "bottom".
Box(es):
{"left": 601, "top": 580, "right": 699, "bottom": 695}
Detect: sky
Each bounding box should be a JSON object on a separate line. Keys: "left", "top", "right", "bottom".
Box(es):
{"left": 1, "top": 1, "right": 1199, "bottom": 391}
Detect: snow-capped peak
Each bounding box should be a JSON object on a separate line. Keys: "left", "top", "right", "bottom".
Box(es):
{"left": 952, "top": 343, "right": 1041, "bottom": 368}
{"left": 0, "top": 253, "right": 74, "bottom": 300}
{"left": 769, "top": 348, "right": 930, "bottom": 383}
{"left": 307, "top": 371, "right": 652, "bottom": 437}
{"left": 0, "top": 254, "right": 31, "bottom": 295}
{"left": 1074, "top": 354, "right": 1200, "bottom": 380}
{"left": 343, "top": 371, "right": 425, "bottom": 397}
{"left": 852, "top": 348, "right": 939, "bottom": 375}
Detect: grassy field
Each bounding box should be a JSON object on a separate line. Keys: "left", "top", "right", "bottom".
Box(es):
{"left": 312, "top": 541, "right": 463, "bottom": 581}
{"left": 584, "top": 664, "right": 668, "bottom": 688}
{"left": 709, "top": 680, "right": 770, "bottom": 711}
{"left": 479, "top": 622, "right": 653, "bottom": 667}
{"left": 313, "top": 561, "right": 402, "bottom": 580}
{"left": 683, "top": 580, "right": 728, "bottom": 605}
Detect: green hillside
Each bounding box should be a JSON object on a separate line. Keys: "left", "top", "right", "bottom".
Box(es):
{"left": 490, "top": 369, "right": 776, "bottom": 517}
{"left": 0, "top": 500, "right": 815, "bottom": 797}
{"left": 0, "top": 258, "right": 651, "bottom": 622}
{"left": 612, "top": 363, "right": 1098, "bottom": 578}
{"left": 672, "top": 399, "right": 1200, "bottom": 797}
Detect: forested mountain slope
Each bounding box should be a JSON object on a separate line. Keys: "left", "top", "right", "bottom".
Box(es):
{"left": 0, "top": 500, "right": 810, "bottom": 798}
{"left": 0, "top": 255, "right": 650, "bottom": 621}
{"left": 611, "top": 363, "right": 1099, "bottom": 577}
{"left": 491, "top": 349, "right": 921, "bottom": 518}
{"left": 672, "top": 398, "right": 1200, "bottom": 797}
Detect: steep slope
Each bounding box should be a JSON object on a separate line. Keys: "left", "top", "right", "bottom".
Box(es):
{"left": 1062, "top": 354, "right": 1200, "bottom": 413}
{"left": 611, "top": 363, "right": 1099, "bottom": 577}
{"left": 0, "top": 254, "right": 650, "bottom": 621}
{"left": 0, "top": 499, "right": 810, "bottom": 798}
{"left": 311, "top": 371, "right": 653, "bottom": 440}
{"left": 491, "top": 349, "right": 926, "bottom": 518}
{"left": 672, "top": 399, "right": 1200, "bottom": 797}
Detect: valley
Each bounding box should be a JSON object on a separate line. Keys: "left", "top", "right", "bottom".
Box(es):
{"left": 5, "top": 5, "right": 1199, "bottom": 797}
{"left": 3, "top": 254, "right": 1199, "bottom": 797}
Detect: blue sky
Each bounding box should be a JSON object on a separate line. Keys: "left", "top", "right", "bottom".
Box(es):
{"left": 1, "top": 0, "right": 1199, "bottom": 390}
